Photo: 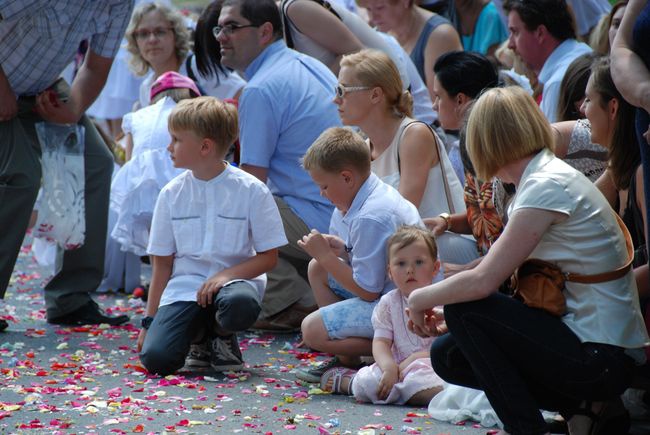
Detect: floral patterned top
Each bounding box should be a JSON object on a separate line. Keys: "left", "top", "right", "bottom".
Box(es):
{"left": 464, "top": 173, "right": 505, "bottom": 255}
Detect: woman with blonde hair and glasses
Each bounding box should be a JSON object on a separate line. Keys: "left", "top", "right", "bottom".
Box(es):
{"left": 335, "top": 49, "right": 477, "bottom": 265}
{"left": 408, "top": 86, "right": 648, "bottom": 435}
{"left": 126, "top": 2, "right": 244, "bottom": 112}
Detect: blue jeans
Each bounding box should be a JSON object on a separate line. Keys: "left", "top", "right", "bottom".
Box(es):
{"left": 431, "top": 293, "right": 634, "bottom": 435}
{"left": 140, "top": 281, "right": 261, "bottom": 376}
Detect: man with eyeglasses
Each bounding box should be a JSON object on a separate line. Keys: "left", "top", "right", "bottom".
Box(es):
{"left": 212, "top": 0, "right": 341, "bottom": 332}
{"left": 0, "top": 0, "right": 134, "bottom": 330}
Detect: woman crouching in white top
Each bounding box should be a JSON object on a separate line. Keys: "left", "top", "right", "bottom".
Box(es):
{"left": 408, "top": 86, "right": 649, "bottom": 435}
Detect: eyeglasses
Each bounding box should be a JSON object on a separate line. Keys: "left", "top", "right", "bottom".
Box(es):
{"left": 212, "top": 23, "right": 258, "bottom": 38}
{"left": 133, "top": 27, "right": 173, "bottom": 41}
{"left": 335, "top": 83, "right": 372, "bottom": 98}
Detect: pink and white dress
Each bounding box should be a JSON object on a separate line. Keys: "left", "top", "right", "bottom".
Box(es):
{"left": 352, "top": 289, "right": 444, "bottom": 404}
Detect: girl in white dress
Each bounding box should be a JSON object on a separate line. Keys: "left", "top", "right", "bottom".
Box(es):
{"left": 110, "top": 72, "right": 200, "bottom": 257}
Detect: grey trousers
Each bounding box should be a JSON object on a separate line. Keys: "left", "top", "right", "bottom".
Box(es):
{"left": 140, "top": 280, "right": 261, "bottom": 376}
{"left": 259, "top": 196, "right": 316, "bottom": 318}
{"left": 0, "top": 81, "right": 113, "bottom": 319}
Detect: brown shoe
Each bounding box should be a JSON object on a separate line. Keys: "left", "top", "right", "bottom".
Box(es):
{"left": 250, "top": 303, "right": 316, "bottom": 333}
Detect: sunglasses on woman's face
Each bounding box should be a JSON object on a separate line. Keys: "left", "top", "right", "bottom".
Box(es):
{"left": 335, "top": 83, "right": 371, "bottom": 98}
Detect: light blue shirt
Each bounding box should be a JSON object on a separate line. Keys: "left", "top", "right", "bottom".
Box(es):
{"left": 329, "top": 174, "right": 422, "bottom": 294}
{"left": 239, "top": 40, "right": 339, "bottom": 232}
{"left": 538, "top": 39, "right": 592, "bottom": 123}
{"left": 461, "top": 2, "right": 508, "bottom": 55}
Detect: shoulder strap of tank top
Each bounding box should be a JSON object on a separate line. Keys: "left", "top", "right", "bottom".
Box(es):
{"left": 281, "top": 0, "right": 341, "bottom": 49}
{"left": 397, "top": 120, "right": 455, "bottom": 214}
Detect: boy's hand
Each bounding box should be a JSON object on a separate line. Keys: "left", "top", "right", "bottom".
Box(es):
{"left": 197, "top": 272, "right": 231, "bottom": 307}
{"left": 322, "top": 234, "right": 347, "bottom": 257}
{"left": 136, "top": 329, "right": 147, "bottom": 353}
{"left": 297, "top": 229, "right": 332, "bottom": 260}
{"left": 377, "top": 365, "right": 398, "bottom": 400}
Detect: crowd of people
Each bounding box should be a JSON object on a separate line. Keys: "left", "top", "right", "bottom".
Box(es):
{"left": 1, "top": 0, "right": 649, "bottom": 434}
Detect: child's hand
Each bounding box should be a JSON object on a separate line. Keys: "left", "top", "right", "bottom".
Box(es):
{"left": 378, "top": 365, "right": 398, "bottom": 400}
{"left": 197, "top": 272, "right": 231, "bottom": 307}
{"left": 297, "top": 229, "right": 332, "bottom": 260}
{"left": 322, "top": 234, "right": 347, "bottom": 258}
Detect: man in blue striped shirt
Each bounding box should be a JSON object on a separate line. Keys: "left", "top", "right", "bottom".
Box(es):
{"left": 0, "top": 0, "right": 135, "bottom": 329}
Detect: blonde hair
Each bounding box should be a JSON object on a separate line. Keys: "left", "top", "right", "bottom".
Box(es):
{"left": 387, "top": 225, "right": 438, "bottom": 262}
{"left": 302, "top": 127, "right": 371, "bottom": 175}
{"left": 340, "top": 49, "right": 413, "bottom": 118}
{"left": 151, "top": 88, "right": 194, "bottom": 104}
{"left": 168, "top": 97, "right": 239, "bottom": 156}
{"left": 126, "top": 2, "right": 191, "bottom": 76}
{"left": 466, "top": 86, "right": 554, "bottom": 180}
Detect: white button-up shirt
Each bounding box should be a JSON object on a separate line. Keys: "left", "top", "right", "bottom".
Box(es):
{"left": 148, "top": 165, "right": 287, "bottom": 306}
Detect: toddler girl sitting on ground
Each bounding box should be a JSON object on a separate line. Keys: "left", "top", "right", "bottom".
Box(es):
{"left": 320, "top": 225, "right": 444, "bottom": 405}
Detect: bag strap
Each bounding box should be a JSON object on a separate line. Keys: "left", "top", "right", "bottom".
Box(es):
{"left": 281, "top": 0, "right": 341, "bottom": 49}
{"left": 565, "top": 213, "right": 634, "bottom": 284}
{"left": 397, "top": 120, "right": 455, "bottom": 214}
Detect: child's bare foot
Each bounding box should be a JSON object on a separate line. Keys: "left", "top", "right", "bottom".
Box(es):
{"left": 320, "top": 367, "right": 356, "bottom": 395}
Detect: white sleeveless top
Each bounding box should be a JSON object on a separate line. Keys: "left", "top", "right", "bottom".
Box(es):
{"left": 371, "top": 117, "right": 467, "bottom": 219}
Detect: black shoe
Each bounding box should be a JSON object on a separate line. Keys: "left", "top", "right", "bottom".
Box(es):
{"left": 0, "top": 319, "right": 8, "bottom": 332}
{"left": 48, "top": 301, "right": 129, "bottom": 326}
{"left": 210, "top": 334, "right": 244, "bottom": 372}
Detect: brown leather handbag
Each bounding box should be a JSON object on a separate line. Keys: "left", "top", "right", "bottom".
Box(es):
{"left": 511, "top": 214, "right": 635, "bottom": 316}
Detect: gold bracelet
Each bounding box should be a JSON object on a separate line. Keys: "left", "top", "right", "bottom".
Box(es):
{"left": 438, "top": 212, "right": 451, "bottom": 232}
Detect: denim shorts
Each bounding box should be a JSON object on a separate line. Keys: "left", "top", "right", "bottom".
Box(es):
{"left": 320, "top": 276, "right": 379, "bottom": 340}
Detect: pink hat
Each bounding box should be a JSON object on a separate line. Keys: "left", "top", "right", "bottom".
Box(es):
{"left": 150, "top": 71, "right": 201, "bottom": 100}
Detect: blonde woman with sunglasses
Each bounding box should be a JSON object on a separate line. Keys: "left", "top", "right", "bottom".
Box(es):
{"left": 335, "top": 49, "right": 478, "bottom": 266}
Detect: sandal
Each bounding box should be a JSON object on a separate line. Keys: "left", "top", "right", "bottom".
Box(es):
{"left": 568, "top": 397, "right": 630, "bottom": 435}
{"left": 320, "top": 367, "right": 357, "bottom": 395}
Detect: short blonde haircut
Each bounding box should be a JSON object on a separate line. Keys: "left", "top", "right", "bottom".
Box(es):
{"left": 151, "top": 88, "right": 193, "bottom": 104}
{"left": 126, "top": 2, "right": 191, "bottom": 76}
{"left": 168, "top": 97, "right": 238, "bottom": 156}
{"left": 387, "top": 225, "right": 438, "bottom": 262}
{"left": 340, "top": 49, "right": 413, "bottom": 118}
{"left": 302, "top": 127, "right": 370, "bottom": 175}
{"left": 466, "top": 86, "right": 553, "bottom": 180}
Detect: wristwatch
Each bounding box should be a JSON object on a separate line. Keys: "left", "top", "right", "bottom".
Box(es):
{"left": 141, "top": 316, "right": 154, "bottom": 330}
{"left": 438, "top": 212, "right": 451, "bottom": 232}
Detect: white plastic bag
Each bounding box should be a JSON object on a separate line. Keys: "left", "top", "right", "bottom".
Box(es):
{"left": 33, "top": 123, "right": 86, "bottom": 250}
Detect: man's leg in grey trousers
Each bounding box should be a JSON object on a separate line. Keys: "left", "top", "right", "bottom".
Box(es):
{"left": 0, "top": 114, "right": 42, "bottom": 298}
{"left": 259, "top": 197, "right": 316, "bottom": 319}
